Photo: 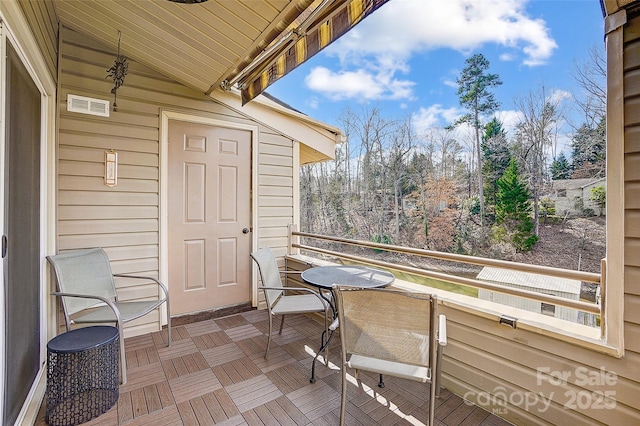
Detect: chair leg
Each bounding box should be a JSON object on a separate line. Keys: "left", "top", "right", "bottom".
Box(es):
{"left": 323, "top": 311, "right": 330, "bottom": 366}
{"left": 118, "top": 322, "right": 127, "bottom": 384}
{"left": 339, "top": 362, "right": 348, "bottom": 426}
{"left": 166, "top": 308, "right": 171, "bottom": 347}
{"left": 428, "top": 381, "right": 436, "bottom": 426}
{"left": 435, "top": 344, "right": 443, "bottom": 398}
{"left": 428, "top": 369, "right": 437, "bottom": 425}
{"left": 264, "top": 314, "right": 273, "bottom": 359}
{"left": 278, "top": 314, "right": 285, "bottom": 334}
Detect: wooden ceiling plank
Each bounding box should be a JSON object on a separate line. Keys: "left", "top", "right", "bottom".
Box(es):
{"left": 56, "top": 1, "right": 224, "bottom": 91}
{"left": 120, "top": 1, "right": 237, "bottom": 66}
{"left": 201, "top": 1, "right": 264, "bottom": 38}
{"left": 88, "top": 0, "right": 224, "bottom": 70}
{"left": 59, "top": 22, "right": 212, "bottom": 93}
{"left": 162, "top": 3, "right": 249, "bottom": 59}
{"left": 224, "top": 0, "right": 279, "bottom": 27}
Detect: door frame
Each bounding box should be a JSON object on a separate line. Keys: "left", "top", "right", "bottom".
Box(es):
{"left": 0, "top": 3, "right": 56, "bottom": 425}
{"left": 159, "top": 110, "right": 260, "bottom": 313}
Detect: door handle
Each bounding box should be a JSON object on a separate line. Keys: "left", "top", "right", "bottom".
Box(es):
{"left": 2, "top": 235, "right": 7, "bottom": 258}
{"left": 242, "top": 228, "right": 251, "bottom": 234}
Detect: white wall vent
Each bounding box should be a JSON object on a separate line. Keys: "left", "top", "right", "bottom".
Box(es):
{"left": 67, "top": 94, "right": 110, "bottom": 117}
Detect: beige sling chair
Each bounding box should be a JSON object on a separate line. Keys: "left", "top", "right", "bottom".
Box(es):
{"left": 47, "top": 248, "right": 171, "bottom": 384}
{"left": 251, "top": 247, "right": 330, "bottom": 360}
{"left": 333, "top": 285, "right": 447, "bottom": 426}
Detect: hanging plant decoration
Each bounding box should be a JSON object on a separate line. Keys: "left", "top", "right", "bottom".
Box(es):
{"left": 105, "top": 30, "right": 128, "bottom": 112}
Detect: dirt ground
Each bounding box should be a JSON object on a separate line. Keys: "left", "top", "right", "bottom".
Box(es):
{"left": 511, "top": 216, "right": 606, "bottom": 274}
{"left": 508, "top": 217, "right": 605, "bottom": 301}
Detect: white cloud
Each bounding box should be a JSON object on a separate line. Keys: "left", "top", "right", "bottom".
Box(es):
{"left": 412, "top": 104, "right": 464, "bottom": 134}
{"left": 549, "top": 89, "right": 573, "bottom": 104}
{"left": 443, "top": 78, "right": 458, "bottom": 89}
{"left": 305, "top": 66, "right": 415, "bottom": 101}
{"left": 306, "top": 0, "right": 557, "bottom": 102}
{"left": 500, "top": 53, "right": 516, "bottom": 62}
{"left": 332, "top": 0, "right": 557, "bottom": 67}
{"left": 412, "top": 106, "right": 526, "bottom": 141}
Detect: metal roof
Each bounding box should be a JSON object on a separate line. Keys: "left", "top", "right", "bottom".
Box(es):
{"left": 476, "top": 266, "right": 582, "bottom": 295}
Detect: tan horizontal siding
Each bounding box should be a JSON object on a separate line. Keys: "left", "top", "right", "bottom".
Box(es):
{"left": 259, "top": 216, "right": 296, "bottom": 228}
{"left": 625, "top": 266, "right": 640, "bottom": 296}
{"left": 58, "top": 190, "right": 158, "bottom": 206}
{"left": 626, "top": 15, "right": 640, "bottom": 391}
{"left": 256, "top": 131, "right": 295, "bottom": 255}
{"left": 259, "top": 196, "right": 293, "bottom": 207}
{"left": 58, "top": 178, "right": 158, "bottom": 194}
{"left": 259, "top": 186, "right": 293, "bottom": 197}
{"left": 58, "top": 205, "right": 158, "bottom": 220}
{"left": 56, "top": 131, "right": 160, "bottom": 154}
{"left": 259, "top": 207, "right": 294, "bottom": 217}
{"left": 58, "top": 161, "right": 158, "bottom": 180}
{"left": 625, "top": 152, "right": 640, "bottom": 180}
{"left": 58, "top": 232, "right": 158, "bottom": 250}
{"left": 257, "top": 227, "right": 290, "bottom": 239}
{"left": 59, "top": 117, "right": 159, "bottom": 141}
{"left": 57, "top": 219, "right": 158, "bottom": 235}
{"left": 58, "top": 26, "right": 297, "bottom": 337}
{"left": 258, "top": 175, "right": 294, "bottom": 187}
{"left": 259, "top": 164, "right": 293, "bottom": 177}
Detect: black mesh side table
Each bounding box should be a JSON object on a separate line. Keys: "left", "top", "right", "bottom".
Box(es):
{"left": 46, "top": 326, "right": 119, "bottom": 426}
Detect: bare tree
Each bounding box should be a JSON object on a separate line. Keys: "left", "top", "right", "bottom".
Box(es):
{"left": 571, "top": 44, "right": 606, "bottom": 127}
{"left": 513, "top": 84, "right": 564, "bottom": 236}
{"left": 387, "top": 117, "right": 416, "bottom": 242}
{"left": 338, "top": 106, "right": 396, "bottom": 240}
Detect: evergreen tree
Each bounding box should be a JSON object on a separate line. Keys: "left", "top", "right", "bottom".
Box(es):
{"left": 495, "top": 159, "right": 538, "bottom": 252}
{"left": 571, "top": 117, "right": 606, "bottom": 178}
{"left": 550, "top": 152, "right": 572, "bottom": 180}
{"left": 453, "top": 53, "right": 502, "bottom": 227}
{"left": 482, "top": 118, "right": 511, "bottom": 222}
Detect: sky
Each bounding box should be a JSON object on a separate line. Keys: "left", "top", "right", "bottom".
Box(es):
{"left": 267, "top": 0, "right": 605, "bottom": 155}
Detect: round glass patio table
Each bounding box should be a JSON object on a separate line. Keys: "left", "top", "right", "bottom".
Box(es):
{"left": 301, "top": 265, "right": 395, "bottom": 382}
{"left": 301, "top": 265, "right": 395, "bottom": 290}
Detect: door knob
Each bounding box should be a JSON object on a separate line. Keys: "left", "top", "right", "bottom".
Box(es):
{"left": 242, "top": 228, "right": 251, "bottom": 234}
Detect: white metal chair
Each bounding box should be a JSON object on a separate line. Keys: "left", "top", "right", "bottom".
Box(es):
{"left": 251, "top": 247, "right": 330, "bottom": 360}
{"left": 46, "top": 248, "right": 171, "bottom": 384}
{"left": 333, "top": 285, "right": 447, "bottom": 426}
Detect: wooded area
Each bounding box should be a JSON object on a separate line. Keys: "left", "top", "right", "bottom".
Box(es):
{"left": 300, "top": 48, "right": 606, "bottom": 265}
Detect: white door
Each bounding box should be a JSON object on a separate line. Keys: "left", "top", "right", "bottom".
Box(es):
{"left": 168, "top": 120, "right": 252, "bottom": 315}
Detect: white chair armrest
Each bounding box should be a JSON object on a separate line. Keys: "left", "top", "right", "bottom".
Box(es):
{"left": 51, "top": 291, "right": 122, "bottom": 323}
{"left": 114, "top": 274, "right": 169, "bottom": 299}
{"left": 438, "top": 314, "right": 447, "bottom": 346}
{"left": 258, "top": 286, "right": 329, "bottom": 311}
{"left": 259, "top": 285, "right": 318, "bottom": 295}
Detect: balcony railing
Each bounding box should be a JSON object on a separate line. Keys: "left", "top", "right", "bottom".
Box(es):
{"left": 289, "top": 228, "right": 602, "bottom": 331}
